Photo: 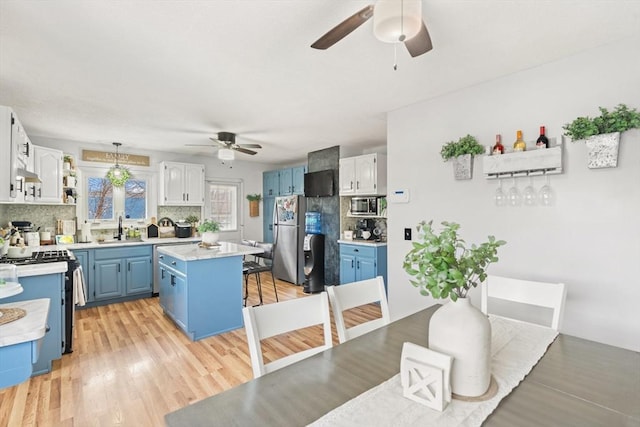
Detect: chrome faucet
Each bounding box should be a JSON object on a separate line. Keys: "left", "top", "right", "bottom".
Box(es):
{"left": 118, "top": 215, "right": 123, "bottom": 240}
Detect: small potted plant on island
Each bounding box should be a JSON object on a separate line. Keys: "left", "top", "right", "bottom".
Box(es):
{"left": 198, "top": 219, "right": 221, "bottom": 245}
{"left": 246, "top": 194, "right": 262, "bottom": 217}
{"left": 403, "top": 220, "right": 506, "bottom": 398}
{"left": 563, "top": 103, "right": 640, "bottom": 169}
{"left": 440, "top": 134, "right": 485, "bottom": 180}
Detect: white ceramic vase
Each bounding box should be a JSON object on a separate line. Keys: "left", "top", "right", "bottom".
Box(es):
{"left": 428, "top": 297, "right": 491, "bottom": 397}
{"left": 202, "top": 232, "right": 219, "bottom": 245}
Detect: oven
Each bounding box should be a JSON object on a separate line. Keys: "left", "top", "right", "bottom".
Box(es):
{"left": 1, "top": 249, "right": 81, "bottom": 354}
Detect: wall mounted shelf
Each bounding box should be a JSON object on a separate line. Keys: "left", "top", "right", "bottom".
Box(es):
{"left": 482, "top": 138, "right": 563, "bottom": 179}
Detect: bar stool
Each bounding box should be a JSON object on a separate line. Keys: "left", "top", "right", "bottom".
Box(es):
{"left": 243, "top": 242, "right": 278, "bottom": 306}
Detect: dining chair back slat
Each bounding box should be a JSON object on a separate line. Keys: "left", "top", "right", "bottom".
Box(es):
{"left": 481, "top": 275, "right": 567, "bottom": 330}
{"left": 327, "top": 276, "right": 391, "bottom": 343}
{"left": 243, "top": 292, "right": 332, "bottom": 378}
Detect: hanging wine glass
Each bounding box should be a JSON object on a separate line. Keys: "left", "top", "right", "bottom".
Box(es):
{"left": 508, "top": 177, "right": 521, "bottom": 206}
{"left": 523, "top": 176, "right": 536, "bottom": 206}
{"left": 495, "top": 179, "right": 506, "bottom": 207}
{"left": 539, "top": 174, "right": 554, "bottom": 206}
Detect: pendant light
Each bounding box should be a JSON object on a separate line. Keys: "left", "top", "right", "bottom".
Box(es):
{"left": 373, "top": 0, "right": 422, "bottom": 43}
{"left": 106, "top": 142, "right": 131, "bottom": 187}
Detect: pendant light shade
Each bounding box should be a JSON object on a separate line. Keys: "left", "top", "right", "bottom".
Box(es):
{"left": 218, "top": 148, "right": 235, "bottom": 161}
{"left": 373, "top": 0, "right": 422, "bottom": 43}
{"left": 106, "top": 142, "right": 131, "bottom": 187}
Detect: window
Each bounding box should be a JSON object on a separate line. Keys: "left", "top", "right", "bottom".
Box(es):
{"left": 79, "top": 165, "right": 155, "bottom": 225}
{"left": 206, "top": 182, "right": 239, "bottom": 231}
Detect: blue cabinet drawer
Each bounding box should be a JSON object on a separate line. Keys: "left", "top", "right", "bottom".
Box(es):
{"left": 340, "top": 244, "right": 376, "bottom": 259}
{"left": 94, "top": 245, "right": 151, "bottom": 260}
{"left": 158, "top": 253, "right": 186, "bottom": 273}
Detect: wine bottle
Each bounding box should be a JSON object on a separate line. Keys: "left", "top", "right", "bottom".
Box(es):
{"left": 513, "top": 130, "right": 526, "bottom": 151}
{"left": 536, "top": 126, "right": 549, "bottom": 149}
{"left": 492, "top": 134, "right": 504, "bottom": 154}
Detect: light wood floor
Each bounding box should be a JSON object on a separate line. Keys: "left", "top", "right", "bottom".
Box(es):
{"left": 0, "top": 274, "right": 382, "bottom": 426}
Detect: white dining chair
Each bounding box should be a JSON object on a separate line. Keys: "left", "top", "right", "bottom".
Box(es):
{"left": 326, "top": 276, "right": 391, "bottom": 343}
{"left": 242, "top": 292, "right": 332, "bottom": 378}
{"left": 481, "top": 274, "right": 567, "bottom": 330}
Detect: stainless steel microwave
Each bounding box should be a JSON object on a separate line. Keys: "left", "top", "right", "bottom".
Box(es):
{"left": 350, "top": 197, "right": 380, "bottom": 216}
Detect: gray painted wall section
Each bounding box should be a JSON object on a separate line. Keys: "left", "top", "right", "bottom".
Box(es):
{"left": 306, "top": 146, "right": 340, "bottom": 286}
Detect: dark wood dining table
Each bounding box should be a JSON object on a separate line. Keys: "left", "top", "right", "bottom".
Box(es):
{"left": 165, "top": 305, "right": 640, "bottom": 426}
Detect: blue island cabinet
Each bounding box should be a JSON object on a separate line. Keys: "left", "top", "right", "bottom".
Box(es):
{"left": 158, "top": 252, "right": 243, "bottom": 340}
{"left": 2, "top": 271, "right": 64, "bottom": 376}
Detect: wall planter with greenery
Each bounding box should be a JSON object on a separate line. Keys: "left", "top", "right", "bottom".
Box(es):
{"left": 563, "top": 103, "right": 640, "bottom": 169}
{"left": 440, "top": 134, "right": 485, "bottom": 180}
{"left": 403, "top": 220, "right": 506, "bottom": 397}
{"left": 246, "top": 194, "right": 262, "bottom": 217}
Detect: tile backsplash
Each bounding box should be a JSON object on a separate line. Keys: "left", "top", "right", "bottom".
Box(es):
{"left": 0, "top": 204, "right": 76, "bottom": 231}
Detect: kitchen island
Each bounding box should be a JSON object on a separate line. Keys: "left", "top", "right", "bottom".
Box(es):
{"left": 157, "top": 242, "right": 263, "bottom": 341}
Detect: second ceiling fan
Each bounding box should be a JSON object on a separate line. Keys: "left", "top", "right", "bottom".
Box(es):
{"left": 311, "top": 0, "right": 433, "bottom": 58}
{"left": 187, "top": 132, "right": 262, "bottom": 156}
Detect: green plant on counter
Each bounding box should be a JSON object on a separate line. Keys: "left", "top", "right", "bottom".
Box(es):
{"left": 440, "top": 134, "right": 484, "bottom": 161}
{"left": 403, "top": 221, "right": 506, "bottom": 302}
{"left": 563, "top": 104, "right": 640, "bottom": 140}
{"left": 198, "top": 219, "right": 220, "bottom": 233}
{"left": 246, "top": 193, "right": 262, "bottom": 202}
{"left": 185, "top": 215, "right": 200, "bottom": 224}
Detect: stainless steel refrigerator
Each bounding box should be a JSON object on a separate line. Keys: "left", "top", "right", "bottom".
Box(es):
{"left": 273, "top": 194, "right": 306, "bottom": 285}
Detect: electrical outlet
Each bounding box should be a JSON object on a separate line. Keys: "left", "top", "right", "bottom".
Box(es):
{"left": 404, "top": 228, "right": 412, "bottom": 240}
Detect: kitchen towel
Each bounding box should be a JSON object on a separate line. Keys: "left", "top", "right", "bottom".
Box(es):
{"left": 73, "top": 265, "right": 87, "bottom": 307}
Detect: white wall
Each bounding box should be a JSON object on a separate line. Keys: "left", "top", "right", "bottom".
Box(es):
{"left": 31, "top": 136, "right": 282, "bottom": 242}
{"left": 386, "top": 36, "right": 640, "bottom": 351}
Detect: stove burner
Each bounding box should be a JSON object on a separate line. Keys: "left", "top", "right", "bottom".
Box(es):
{"left": 0, "top": 249, "right": 72, "bottom": 265}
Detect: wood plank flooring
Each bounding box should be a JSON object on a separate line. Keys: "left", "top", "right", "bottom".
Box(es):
{"left": 0, "top": 275, "right": 382, "bottom": 426}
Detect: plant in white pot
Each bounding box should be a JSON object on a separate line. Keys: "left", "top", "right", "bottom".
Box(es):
{"left": 403, "top": 220, "right": 506, "bottom": 398}
{"left": 198, "top": 219, "right": 221, "bottom": 245}
{"left": 563, "top": 103, "right": 640, "bottom": 168}
{"left": 440, "top": 134, "right": 485, "bottom": 180}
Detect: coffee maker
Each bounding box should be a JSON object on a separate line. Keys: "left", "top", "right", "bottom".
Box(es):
{"left": 355, "top": 218, "right": 374, "bottom": 240}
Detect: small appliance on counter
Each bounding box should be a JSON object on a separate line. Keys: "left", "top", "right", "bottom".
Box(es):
{"left": 355, "top": 218, "right": 375, "bottom": 240}
{"left": 157, "top": 217, "right": 175, "bottom": 238}
{"left": 174, "top": 221, "right": 192, "bottom": 238}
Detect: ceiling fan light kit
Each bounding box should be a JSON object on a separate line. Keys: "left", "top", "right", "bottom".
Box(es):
{"left": 373, "top": 0, "right": 422, "bottom": 43}
{"left": 218, "top": 148, "right": 235, "bottom": 161}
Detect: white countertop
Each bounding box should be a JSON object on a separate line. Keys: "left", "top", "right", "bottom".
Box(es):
{"left": 0, "top": 298, "right": 50, "bottom": 347}
{"left": 337, "top": 239, "right": 388, "bottom": 247}
{"left": 157, "top": 242, "right": 263, "bottom": 261}
{"left": 44, "top": 236, "right": 201, "bottom": 251}
{"left": 15, "top": 262, "right": 68, "bottom": 277}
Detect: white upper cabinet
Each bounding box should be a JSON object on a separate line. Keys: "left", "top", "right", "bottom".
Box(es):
{"left": 32, "top": 145, "right": 63, "bottom": 203}
{"left": 158, "top": 161, "right": 205, "bottom": 206}
{"left": 339, "top": 153, "right": 387, "bottom": 196}
{"left": 0, "top": 105, "right": 37, "bottom": 203}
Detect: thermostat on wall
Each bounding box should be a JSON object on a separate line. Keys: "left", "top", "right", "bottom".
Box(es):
{"left": 389, "top": 189, "right": 409, "bottom": 203}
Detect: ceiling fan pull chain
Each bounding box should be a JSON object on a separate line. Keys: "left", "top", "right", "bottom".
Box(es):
{"left": 393, "top": 43, "right": 398, "bottom": 71}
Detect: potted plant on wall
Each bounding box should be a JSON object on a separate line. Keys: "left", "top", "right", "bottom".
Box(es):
{"left": 563, "top": 103, "right": 640, "bottom": 169}
{"left": 198, "top": 219, "right": 221, "bottom": 245}
{"left": 403, "top": 220, "right": 506, "bottom": 398}
{"left": 246, "top": 194, "right": 262, "bottom": 217}
{"left": 440, "top": 134, "right": 485, "bottom": 180}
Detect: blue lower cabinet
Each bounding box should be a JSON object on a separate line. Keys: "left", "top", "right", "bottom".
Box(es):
{"left": 88, "top": 246, "right": 152, "bottom": 303}
{"left": 159, "top": 253, "right": 243, "bottom": 340}
{"left": 2, "top": 273, "right": 64, "bottom": 376}
{"left": 339, "top": 243, "right": 388, "bottom": 288}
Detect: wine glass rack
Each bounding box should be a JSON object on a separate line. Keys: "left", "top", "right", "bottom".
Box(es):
{"left": 482, "top": 137, "right": 563, "bottom": 179}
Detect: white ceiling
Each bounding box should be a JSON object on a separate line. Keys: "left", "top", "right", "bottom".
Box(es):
{"left": 1, "top": 1, "right": 639, "bottom": 165}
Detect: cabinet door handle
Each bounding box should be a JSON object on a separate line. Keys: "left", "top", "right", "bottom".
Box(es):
{"left": 357, "top": 260, "right": 360, "bottom": 269}
{"left": 353, "top": 248, "right": 359, "bottom": 252}
{"left": 159, "top": 255, "right": 164, "bottom": 259}
{"left": 350, "top": 181, "right": 353, "bottom": 190}
{"left": 351, "top": 259, "right": 354, "bottom": 268}
{"left": 171, "top": 261, "right": 177, "bottom": 266}
{"left": 118, "top": 264, "right": 121, "bottom": 272}
{"left": 171, "top": 275, "right": 176, "bottom": 286}
{"left": 356, "top": 181, "right": 360, "bottom": 190}
{"left": 161, "top": 269, "right": 165, "bottom": 279}
{"left": 186, "top": 193, "right": 189, "bottom": 201}
{"left": 128, "top": 262, "right": 131, "bottom": 272}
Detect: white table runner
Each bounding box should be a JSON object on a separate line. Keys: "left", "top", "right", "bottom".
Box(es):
{"left": 309, "top": 315, "right": 558, "bottom": 427}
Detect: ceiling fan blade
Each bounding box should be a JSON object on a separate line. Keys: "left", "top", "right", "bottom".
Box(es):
{"left": 186, "top": 144, "right": 218, "bottom": 147}
{"left": 311, "top": 5, "right": 374, "bottom": 50}
{"left": 209, "top": 137, "right": 229, "bottom": 148}
{"left": 233, "top": 147, "right": 257, "bottom": 155}
{"left": 237, "top": 143, "right": 262, "bottom": 149}
{"left": 404, "top": 21, "right": 433, "bottom": 58}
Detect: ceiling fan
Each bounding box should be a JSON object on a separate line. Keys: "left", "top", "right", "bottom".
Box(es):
{"left": 311, "top": 0, "right": 433, "bottom": 58}
{"left": 186, "top": 132, "right": 262, "bottom": 157}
